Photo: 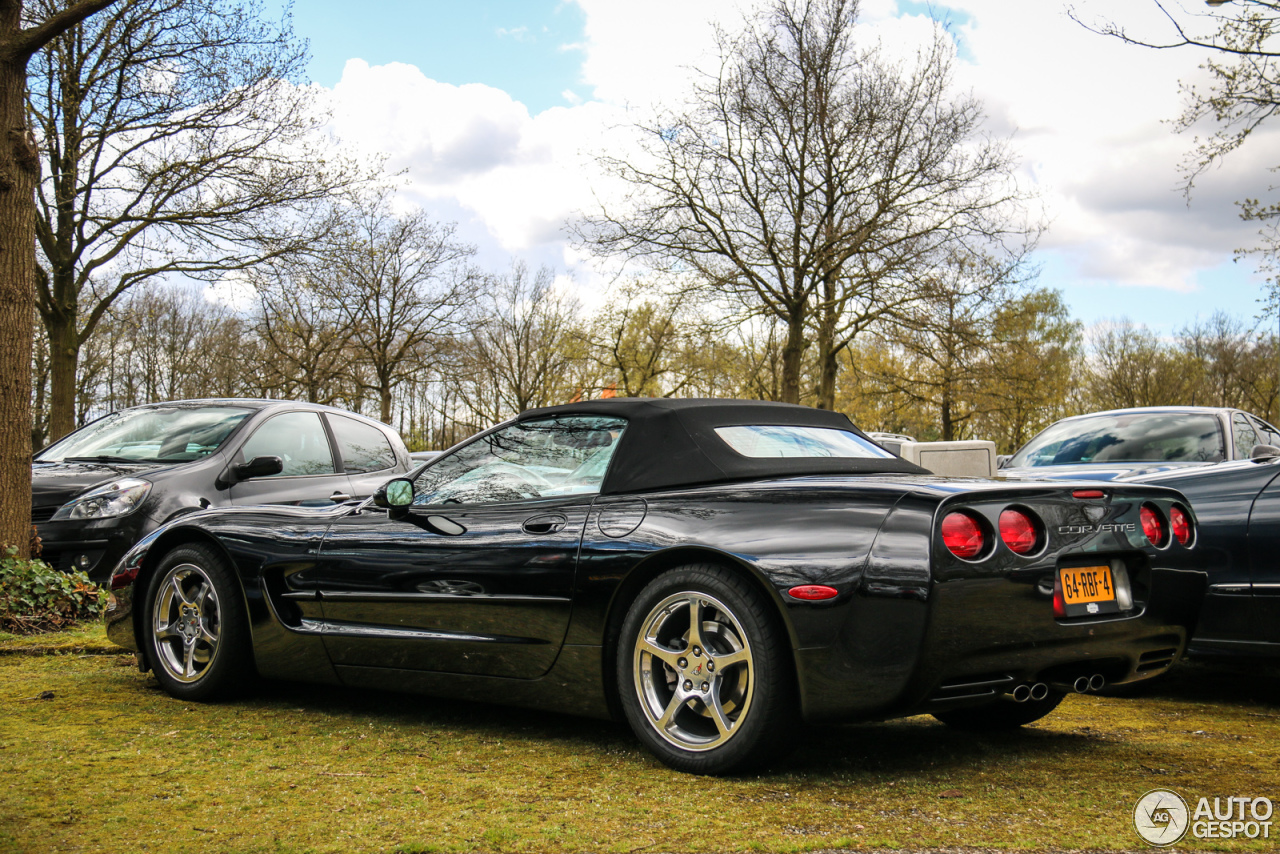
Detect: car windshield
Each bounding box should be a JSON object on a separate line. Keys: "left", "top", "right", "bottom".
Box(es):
{"left": 37, "top": 405, "right": 253, "bottom": 463}
{"left": 1007, "top": 412, "right": 1226, "bottom": 467}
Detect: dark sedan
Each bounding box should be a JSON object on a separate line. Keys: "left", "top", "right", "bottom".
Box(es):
{"left": 34, "top": 399, "right": 411, "bottom": 581}
{"left": 998, "top": 406, "right": 1280, "bottom": 481}
{"left": 1125, "top": 458, "right": 1280, "bottom": 657}
{"left": 105, "top": 399, "right": 1204, "bottom": 774}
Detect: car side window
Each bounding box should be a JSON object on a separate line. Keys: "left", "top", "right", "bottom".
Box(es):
{"left": 239, "top": 411, "right": 336, "bottom": 477}
{"left": 1249, "top": 415, "right": 1280, "bottom": 449}
{"left": 412, "top": 416, "right": 627, "bottom": 506}
{"left": 1233, "top": 413, "right": 1259, "bottom": 460}
{"left": 329, "top": 414, "right": 396, "bottom": 474}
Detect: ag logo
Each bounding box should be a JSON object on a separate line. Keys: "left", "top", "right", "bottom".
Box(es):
{"left": 1134, "top": 789, "right": 1190, "bottom": 846}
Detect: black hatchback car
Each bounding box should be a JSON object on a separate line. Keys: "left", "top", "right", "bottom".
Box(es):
{"left": 32, "top": 399, "right": 411, "bottom": 581}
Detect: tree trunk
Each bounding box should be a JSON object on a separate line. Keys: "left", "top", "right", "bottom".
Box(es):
{"left": 0, "top": 23, "right": 36, "bottom": 556}
{"left": 780, "top": 307, "right": 807, "bottom": 405}
{"left": 45, "top": 307, "right": 78, "bottom": 441}
{"left": 814, "top": 292, "right": 839, "bottom": 410}
{"left": 379, "top": 385, "right": 392, "bottom": 425}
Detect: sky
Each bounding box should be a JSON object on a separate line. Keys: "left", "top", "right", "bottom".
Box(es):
{"left": 283, "top": 0, "right": 1277, "bottom": 337}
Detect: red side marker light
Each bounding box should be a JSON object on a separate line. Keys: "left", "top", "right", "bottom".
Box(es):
{"left": 1140, "top": 503, "right": 1166, "bottom": 546}
{"left": 1052, "top": 575, "right": 1066, "bottom": 618}
{"left": 1170, "top": 505, "right": 1192, "bottom": 546}
{"left": 788, "top": 585, "right": 839, "bottom": 601}
{"left": 941, "top": 511, "right": 985, "bottom": 560}
{"left": 999, "top": 508, "right": 1040, "bottom": 555}
{"left": 1072, "top": 489, "right": 1105, "bottom": 500}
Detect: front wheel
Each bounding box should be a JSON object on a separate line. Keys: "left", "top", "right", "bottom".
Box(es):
{"left": 617, "top": 564, "right": 796, "bottom": 775}
{"left": 144, "top": 543, "right": 252, "bottom": 701}
{"left": 932, "top": 691, "right": 1065, "bottom": 731}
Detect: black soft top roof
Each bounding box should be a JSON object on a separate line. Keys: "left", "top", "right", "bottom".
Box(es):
{"left": 516, "top": 398, "right": 928, "bottom": 494}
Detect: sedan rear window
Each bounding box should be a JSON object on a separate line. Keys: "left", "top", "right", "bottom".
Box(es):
{"left": 1008, "top": 412, "right": 1225, "bottom": 467}
{"left": 715, "top": 425, "right": 894, "bottom": 459}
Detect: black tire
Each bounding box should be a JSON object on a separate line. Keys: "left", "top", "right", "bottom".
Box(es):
{"left": 143, "top": 543, "right": 253, "bottom": 701}
{"left": 616, "top": 564, "right": 797, "bottom": 775}
{"left": 932, "top": 691, "right": 1066, "bottom": 731}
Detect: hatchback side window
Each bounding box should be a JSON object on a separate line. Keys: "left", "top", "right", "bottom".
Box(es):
{"left": 1249, "top": 415, "right": 1280, "bottom": 449}
{"left": 1233, "top": 413, "right": 1259, "bottom": 460}
{"left": 329, "top": 414, "right": 396, "bottom": 474}
{"left": 240, "top": 412, "right": 336, "bottom": 477}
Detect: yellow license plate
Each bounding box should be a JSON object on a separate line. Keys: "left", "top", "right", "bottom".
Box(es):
{"left": 1060, "top": 565, "right": 1116, "bottom": 606}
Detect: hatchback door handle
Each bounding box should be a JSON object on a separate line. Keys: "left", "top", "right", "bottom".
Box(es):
{"left": 522, "top": 514, "right": 566, "bottom": 535}
{"left": 330, "top": 492, "right": 352, "bottom": 502}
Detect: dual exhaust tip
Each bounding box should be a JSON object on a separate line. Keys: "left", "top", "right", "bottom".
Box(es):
{"left": 1007, "top": 674, "right": 1105, "bottom": 702}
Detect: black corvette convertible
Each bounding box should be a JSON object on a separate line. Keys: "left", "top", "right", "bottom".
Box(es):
{"left": 106, "top": 399, "right": 1204, "bottom": 774}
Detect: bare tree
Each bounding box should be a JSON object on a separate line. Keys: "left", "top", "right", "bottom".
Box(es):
{"left": 582, "top": 0, "right": 1032, "bottom": 407}
{"left": 457, "top": 262, "right": 583, "bottom": 423}
{"left": 587, "top": 281, "right": 710, "bottom": 398}
{"left": 2, "top": 0, "right": 120, "bottom": 556}
{"left": 853, "top": 253, "right": 1026, "bottom": 440}
{"left": 317, "top": 188, "right": 475, "bottom": 424}
{"left": 250, "top": 263, "right": 356, "bottom": 405}
{"left": 27, "top": 0, "right": 366, "bottom": 441}
{"left": 1084, "top": 320, "right": 1196, "bottom": 410}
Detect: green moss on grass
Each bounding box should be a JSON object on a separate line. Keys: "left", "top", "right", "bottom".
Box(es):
{"left": 1, "top": 628, "right": 1277, "bottom": 853}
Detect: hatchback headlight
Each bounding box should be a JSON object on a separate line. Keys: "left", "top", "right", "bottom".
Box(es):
{"left": 51, "top": 478, "right": 152, "bottom": 521}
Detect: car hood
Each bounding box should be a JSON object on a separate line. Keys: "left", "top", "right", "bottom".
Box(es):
{"left": 998, "top": 461, "right": 1215, "bottom": 482}
{"left": 31, "top": 459, "right": 170, "bottom": 508}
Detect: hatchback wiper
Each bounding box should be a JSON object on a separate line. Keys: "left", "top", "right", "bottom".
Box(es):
{"left": 60, "top": 455, "right": 155, "bottom": 464}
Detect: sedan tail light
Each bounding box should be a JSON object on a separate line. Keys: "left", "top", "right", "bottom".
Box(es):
{"left": 999, "top": 508, "right": 1041, "bottom": 555}
{"left": 1170, "top": 505, "right": 1192, "bottom": 546}
{"left": 941, "top": 511, "right": 986, "bottom": 559}
{"left": 1140, "top": 503, "right": 1167, "bottom": 547}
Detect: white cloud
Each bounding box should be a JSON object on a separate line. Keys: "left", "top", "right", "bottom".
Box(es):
{"left": 940, "top": 0, "right": 1267, "bottom": 291}
{"left": 320, "top": 1, "right": 1271, "bottom": 313}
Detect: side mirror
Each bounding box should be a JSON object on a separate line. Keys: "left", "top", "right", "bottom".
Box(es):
{"left": 374, "top": 478, "right": 415, "bottom": 517}
{"left": 1251, "top": 444, "right": 1280, "bottom": 461}
{"left": 232, "top": 455, "right": 284, "bottom": 481}
{"left": 996, "top": 455, "right": 1012, "bottom": 470}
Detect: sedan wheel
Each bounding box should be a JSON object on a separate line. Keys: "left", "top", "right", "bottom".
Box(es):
{"left": 145, "top": 543, "right": 250, "bottom": 701}
{"left": 619, "top": 564, "right": 795, "bottom": 774}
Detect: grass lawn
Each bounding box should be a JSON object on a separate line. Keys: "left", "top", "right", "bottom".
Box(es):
{"left": 1, "top": 623, "right": 1277, "bottom": 853}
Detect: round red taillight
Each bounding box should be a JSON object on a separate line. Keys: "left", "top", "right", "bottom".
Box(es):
{"left": 999, "top": 508, "right": 1040, "bottom": 555}
{"left": 942, "top": 511, "right": 985, "bottom": 559}
{"left": 1170, "top": 505, "right": 1192, "bottom": 546}
{"left": 1140, "top": 503, "right": 1166, "bottom": 546}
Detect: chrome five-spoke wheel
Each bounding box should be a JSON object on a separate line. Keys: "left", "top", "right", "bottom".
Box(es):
{"left": 151, "top": 563, "right": 222, "bottom": 683}
{"left": 144, "top": 543, "right": 250, "bottom": 701}
{"left": 634, "top": 591, "right": 754, "bottom": 751}
{"left": 618, "top": 564, "right": 795, "bottom": 775}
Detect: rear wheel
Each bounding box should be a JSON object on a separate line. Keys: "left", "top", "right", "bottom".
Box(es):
{"left": 617, "top": 564, "right": 796, "bottom": 775}
{"left": 144, "top": 543, "right": 252, "bottom": 701}
{"left": 932, "top": 691, "right": 1065, "bottom": 731}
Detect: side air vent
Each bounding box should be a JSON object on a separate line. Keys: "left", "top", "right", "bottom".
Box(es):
{"left": 1137, "top": 647, "right": 1179, "bottom": 673}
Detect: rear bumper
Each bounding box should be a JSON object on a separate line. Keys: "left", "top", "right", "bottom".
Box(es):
{"left": 794, "top": 565, "right": 1203, "bottom": 724}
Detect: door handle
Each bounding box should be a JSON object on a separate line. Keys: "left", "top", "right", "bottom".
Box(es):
{"left": 330, "top": 492, "right": 352, "bottom": 502}
{"left": 522, "top": 514, "right": 566, "bottom": 535}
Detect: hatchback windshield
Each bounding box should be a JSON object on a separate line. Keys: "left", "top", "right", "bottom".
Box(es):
{"left": 37, "top": 405, "right": 253, "bottom": 463}
{"left": 1007, "top": 412, "right": 1225, "bottom": 467}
